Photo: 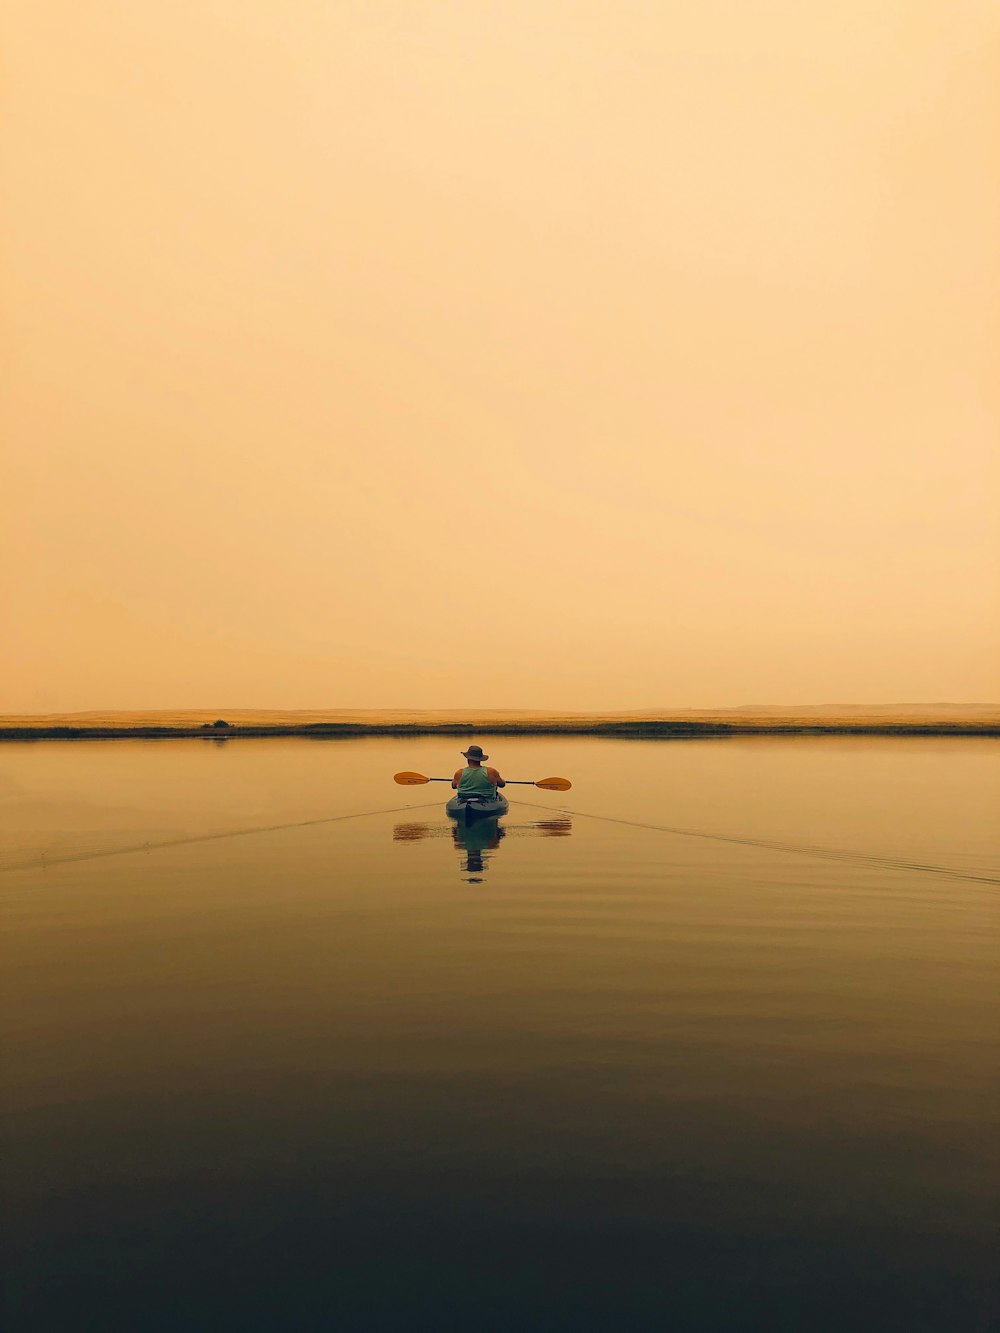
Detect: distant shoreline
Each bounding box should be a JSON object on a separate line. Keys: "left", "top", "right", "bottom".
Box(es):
{"left": 4, "top": 705, "right": 998, "bottom": 740}
{"left": 2, "top": 721, "right": 998, "bottom": 741}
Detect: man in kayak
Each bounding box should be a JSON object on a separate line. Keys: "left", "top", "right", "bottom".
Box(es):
{"left": 452, "top": 745, "right": 505, "bottom": 797}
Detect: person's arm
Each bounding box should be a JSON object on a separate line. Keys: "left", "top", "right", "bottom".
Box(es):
{"left": 487, "top": 766, "right": 505, "bottom": 788}
{"left": 452, "top": 768, "right": 463, "bottom": 789}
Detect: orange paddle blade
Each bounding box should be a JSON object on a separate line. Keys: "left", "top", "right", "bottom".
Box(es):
{"left": 394, "top": 771, "right": 430, "bottom": 785}
{"left": 536, "top": 777, "right": 572, "bottom": 791}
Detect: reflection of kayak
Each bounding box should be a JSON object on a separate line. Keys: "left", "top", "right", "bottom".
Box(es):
{"left": 446, "top": 792, "right": 509, "bottom": 821}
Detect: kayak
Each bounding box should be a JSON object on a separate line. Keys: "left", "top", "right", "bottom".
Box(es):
{"left": 446, "top": 792, "right": 509, "bottom": 821}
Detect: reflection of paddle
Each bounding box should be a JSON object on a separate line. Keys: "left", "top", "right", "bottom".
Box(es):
{"left": 392, "top": 822, "right": 432, "bottom": 842}
{"left": 394, "top": 772, "right": 571, "bottom": 791}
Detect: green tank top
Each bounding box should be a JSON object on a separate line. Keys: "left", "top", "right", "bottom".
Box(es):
{"left": 458, "top": 764, "right": 495, "bottom": 797}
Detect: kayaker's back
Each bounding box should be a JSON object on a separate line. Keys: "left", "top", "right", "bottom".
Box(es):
{"left": 457, "top": 765, "right": 496, "bottom": 797}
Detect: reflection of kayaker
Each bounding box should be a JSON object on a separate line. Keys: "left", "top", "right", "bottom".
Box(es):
{"left": 451, "top": 814, "right": 506, "bottom": 882}
{"left": 391, "top": 813, "right": 572, "bottom": 885}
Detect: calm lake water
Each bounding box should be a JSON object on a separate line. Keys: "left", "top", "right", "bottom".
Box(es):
{"left": 2, "top": 736, "right": 998, "bottom": 1332}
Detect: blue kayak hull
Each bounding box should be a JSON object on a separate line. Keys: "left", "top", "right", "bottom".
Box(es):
{"left": 446, "top": 793, "right": 509, "bottom": 820}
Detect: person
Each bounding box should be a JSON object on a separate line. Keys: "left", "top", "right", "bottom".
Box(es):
{"left": 452, "top": 745, "right": 505, "bottom": 797}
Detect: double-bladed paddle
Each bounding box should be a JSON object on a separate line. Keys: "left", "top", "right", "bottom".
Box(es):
{"left": 394, "top": 771, "right": 571, "bottom": 791}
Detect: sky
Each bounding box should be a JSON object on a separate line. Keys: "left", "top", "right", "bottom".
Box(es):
{"left": 2, "top": 0, "right": 998, "bottom": 712}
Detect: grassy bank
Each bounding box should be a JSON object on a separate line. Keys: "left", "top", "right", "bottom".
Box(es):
{"left": 2, "top": 720, "right": 998, "bottom": 740}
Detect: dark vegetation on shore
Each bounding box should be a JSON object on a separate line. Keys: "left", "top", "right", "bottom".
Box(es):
{"left": 2, "top": 721, "right": 997, "bottom": 741}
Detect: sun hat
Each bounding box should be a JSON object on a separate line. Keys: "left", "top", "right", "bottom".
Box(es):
{"left": 461, "top": 745, "right": 488, "bottom": 761}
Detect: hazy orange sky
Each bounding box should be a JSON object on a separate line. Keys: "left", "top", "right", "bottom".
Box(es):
{"left": 3, "top": 1, "right": 998, "bottom": 711}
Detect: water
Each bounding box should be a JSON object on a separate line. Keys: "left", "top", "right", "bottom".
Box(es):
{"left": 2, "top": 737, "right": 997, "bottom": 1331}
